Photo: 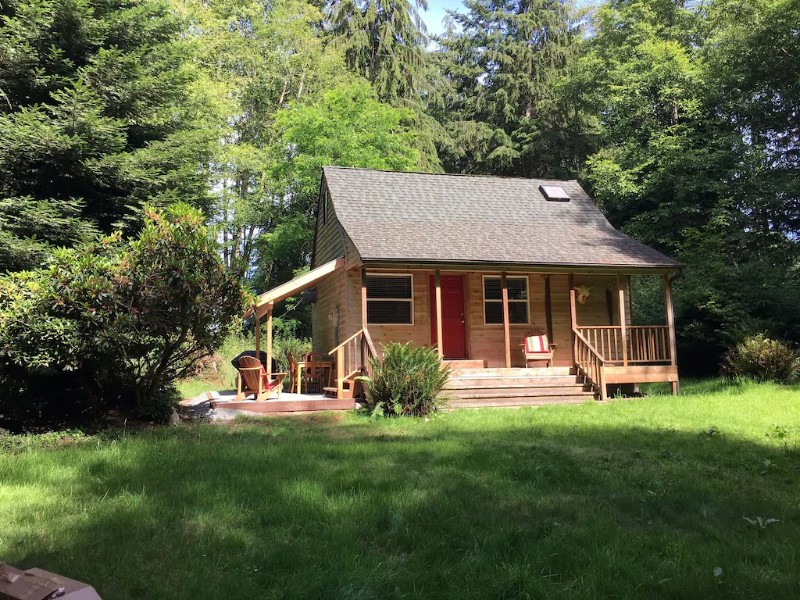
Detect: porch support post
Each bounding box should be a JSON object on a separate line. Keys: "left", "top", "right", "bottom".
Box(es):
{"left": 663, "top": 274, "right": 679, "bottom": 395}
{"left": 434, "top": 269, "right": 444, "bottom": 359}
{"left": 501, "top": 272, "right": 511, "bottom": 368}
{"left": 360, "top": 267, "right": 368, "bottom": 330}
{"left": 265, "top": 303, "right": 273, "bottom": 378}
{"left": 361, "top": 267, "right": 368, "bottom": 371}
{"left": 617, "top": 274, "right": 628, "bottom": 367}
{"left": 627, "top": 275, "right": 634, "bottom": 322}
{"left": 544, "top": 275, "right": 554, "bottom": 344}
{"left": 569, "top": 274, "right": 577, "bottom": 344}
{"left": 254, "top": 311, "right": 261, "bottom": 358}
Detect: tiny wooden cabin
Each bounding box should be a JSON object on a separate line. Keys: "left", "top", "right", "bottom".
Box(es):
{"left": 252, "top": 167, "right": 681, "bottom": 406}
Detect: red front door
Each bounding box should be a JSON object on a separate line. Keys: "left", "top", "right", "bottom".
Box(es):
{"left": 430, "top": 275, "right": 467, "bottom": 359}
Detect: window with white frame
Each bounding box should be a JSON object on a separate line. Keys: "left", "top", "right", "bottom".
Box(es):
{"left": 483, "top": 276, "right": 528, "bottom": 324}
{"left": 366, "top": 274, "right": 413, "bottom": 324}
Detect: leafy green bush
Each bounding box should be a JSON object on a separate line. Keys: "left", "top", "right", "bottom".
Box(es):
{"left": 273, "top": 336, "right": 312, "bottom": 375}
{"left": 0, "top": 204, "right": 244, "bottom": 429}
{"left": 724, "top": 334, "right": 799, "bottom": 383}
{"left": 366, "top": 342, "right": 449, "bottom": 417}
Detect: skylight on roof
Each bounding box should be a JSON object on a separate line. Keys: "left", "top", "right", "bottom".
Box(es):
{"left": 540, "top": 185, "right": 570, "bottom": 201}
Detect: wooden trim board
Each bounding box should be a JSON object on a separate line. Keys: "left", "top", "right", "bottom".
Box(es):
{"left": 604, "top": 365, "right": 679, "bottom": 384}
{"left": 211, "top": 399, "right": 355, "bottom": 413}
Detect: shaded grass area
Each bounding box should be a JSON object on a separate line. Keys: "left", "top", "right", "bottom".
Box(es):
{"left": 2, "top": 380, "right": 800, "bottom": 598}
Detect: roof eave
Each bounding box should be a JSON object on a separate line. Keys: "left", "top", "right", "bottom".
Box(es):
{"left": 360, "top": 258, "right": 682, "bottom": 274}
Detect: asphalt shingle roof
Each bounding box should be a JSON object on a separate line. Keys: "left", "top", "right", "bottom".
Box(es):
{"left": 322, "top": 167, "right": 680, "bottom": 269}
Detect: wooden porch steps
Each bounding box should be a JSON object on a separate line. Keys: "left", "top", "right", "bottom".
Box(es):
{"left": 443, "top": 359, "right": 487, "bottom": 370}
{"left": 442, "top": 367, "right": 596, "bottom": 408}
{"left": 449, "top": 395, "right": 590, "bottom": 408}
{"left": 450, "top": 386, "right": 594, "bottom": 398}
{"left": 449, "top": 366, "right": 574, "bottom": 377}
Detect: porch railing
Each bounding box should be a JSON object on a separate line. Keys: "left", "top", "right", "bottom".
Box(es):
{"left": 573, "top": 329, "right": 607, "bottom": 401}
{"left": 328, "top": 328, "right": 378, "bottom": 399}
{"left": 576, "top": 325, "right": 672, "bottom": 365}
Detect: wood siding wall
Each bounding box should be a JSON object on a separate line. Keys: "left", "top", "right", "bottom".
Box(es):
{"left": 311, "top": 268, "right": 346, "bottom": 355}
{"left": 310, "top": 183, "right": 346, "bottom": 353}
{"left": 311, "top": 184, "right": 345, "bottom": 268}
{"left": 311, "top": 181, "right": 357, "bottom": 354}
{"left": 314, "top": 268, "right": 635, "bottom": 367}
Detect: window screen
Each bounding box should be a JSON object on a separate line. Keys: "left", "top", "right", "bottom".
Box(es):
{"left": 366, "top": 275, "right": 413, "bottom": 324}
{"left": 484, "top": 276, "right": 528, "bottom": 324}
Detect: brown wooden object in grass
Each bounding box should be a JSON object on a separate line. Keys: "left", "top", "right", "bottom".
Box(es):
{"left": 235, "top": 355, "right": 286, "bottom": 401}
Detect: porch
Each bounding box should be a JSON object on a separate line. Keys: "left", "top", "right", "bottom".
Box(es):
{"left": 246, "top": 259, "right": 678, "bottom": 406}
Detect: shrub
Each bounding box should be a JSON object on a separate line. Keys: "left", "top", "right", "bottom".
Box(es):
{"left": 273, "top": 336, "right": 312, "bottom": 375}
{"left": 366, "top": 342, "right": 449, "bottom": 417}
{"left": 724, "top": 334, "right": 799, "bottom": 383}
{"left": 0, "top": 204, "right": 245, "bottom": 429}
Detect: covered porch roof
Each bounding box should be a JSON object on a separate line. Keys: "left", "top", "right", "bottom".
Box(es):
{"left": 253, "top": 256, "right": 344, "bottom": 319}
{"left": 248, "top": 256, "right": 344, "bottom": 377}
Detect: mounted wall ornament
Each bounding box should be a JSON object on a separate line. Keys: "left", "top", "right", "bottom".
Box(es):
{"left": 575, "top": 284, "right": 592, "bottom": 304}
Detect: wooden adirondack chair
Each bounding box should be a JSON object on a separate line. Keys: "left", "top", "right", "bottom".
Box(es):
{"left": 235, "top": 355, "right": 286, "bottom": 401}
{"left": 521, "top": 334, "right": 557, "bottom": 367}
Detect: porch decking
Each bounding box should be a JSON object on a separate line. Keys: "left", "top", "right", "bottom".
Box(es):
{"left": 209, "top": 391, "right": 354, "bottom": 413}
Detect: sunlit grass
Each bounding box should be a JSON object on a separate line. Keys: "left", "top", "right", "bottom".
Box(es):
{"left": 1, "top": 379, "right": 799, "bottom": 598}
{"left": 177, "top": 335, "right": 252, "bottom": 398}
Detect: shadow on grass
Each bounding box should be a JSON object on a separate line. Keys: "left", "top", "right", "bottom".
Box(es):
{"left": 2, "top": 414, "right": 799, "bottom": 599}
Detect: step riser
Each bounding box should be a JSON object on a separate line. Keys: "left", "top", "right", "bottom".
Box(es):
{"left": 443, "top": 360, "right": 487, "bottom": 369}
{"left": 445, "top": 378, "right": 582, "bottom": 389}
{"left": 447, "top": 396, "right": 592, "bottom": 408}
{"left": 445, "top": 387, "right": 593, "bottom": 399}
{"left": 449, "top": 368, "right": 575, "bottom": 377}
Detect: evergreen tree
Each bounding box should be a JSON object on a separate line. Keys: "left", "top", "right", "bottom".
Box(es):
{"left": 327, "top": 0, "right": 429, "bottom": 103}
{"left": 436, "top": 0, "right": 593, "bottom": 177}
{"left": 0, "top": 0, "right": 213, "bottom": 271}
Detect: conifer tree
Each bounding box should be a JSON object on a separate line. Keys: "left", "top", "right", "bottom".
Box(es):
{"left": 327, "top": 0, "right": 429, "bottom": 103}
{"left": 0, "top": 0, "right": 213, "bottom": 271}
{"left": 436, "top": 0, "right": 593, "bottom": 177}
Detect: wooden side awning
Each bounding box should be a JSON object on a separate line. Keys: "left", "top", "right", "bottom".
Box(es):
{"left": 252, "top": 257, "right": 345, "bottom": 318}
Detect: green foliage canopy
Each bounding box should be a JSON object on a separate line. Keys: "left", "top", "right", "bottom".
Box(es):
{"left": 0, "top": 204, "right": 244, "bottom": 427}
{"left": 435, "top": 0, "right": 595, "bottom": 177}
{"left": 259, "top": 80, "right": 423, "bottom": 288}
{"left": 4, "top": 0, "right": 800, "bottom": 384}
{"left": 580, "top": 0, "right": 800, "bottom": 371}
{"left": 327, "top": 0, "right": 429, "bottom": 103}
{"left": 0, "top": 0, "right": 214, "bottom": 271}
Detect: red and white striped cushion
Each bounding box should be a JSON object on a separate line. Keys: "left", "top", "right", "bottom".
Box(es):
{"left": 524, "top": 335, "right": 549, "bottom": 354}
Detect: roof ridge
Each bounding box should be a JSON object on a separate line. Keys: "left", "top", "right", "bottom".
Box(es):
{"left": 322, "top": 165, "right": 579, "bottom": 184}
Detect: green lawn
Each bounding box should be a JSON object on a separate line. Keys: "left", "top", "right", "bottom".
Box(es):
{"left": 1, "top": 380, "right": 799, "bottom": 599}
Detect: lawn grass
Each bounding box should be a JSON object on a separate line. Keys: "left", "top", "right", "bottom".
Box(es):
{"left": 1, "top": 379, "right": 799, "bottom": 598}
{"left": 177, "top": 335, "right": 252, "bottom": 398}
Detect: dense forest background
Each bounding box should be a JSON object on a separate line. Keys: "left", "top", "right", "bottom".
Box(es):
{"left": 1, "top": 0, "right": 798, "bottom": 375}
